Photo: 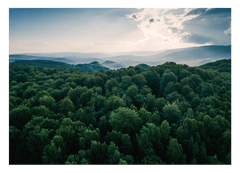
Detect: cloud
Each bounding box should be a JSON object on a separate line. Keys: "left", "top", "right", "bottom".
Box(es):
{"left": 224, "top": 26, "right": 231, "bottom": 35}
{"left": 181, "top": 8, "right": 231, "bottom": 45}
{"left": 185, "top": 8, "right": 207, "bottom": 16}
{"left": 182, "top": 34, "right": 211, "bottom": 44}
{"left": 148, "top": 17, "right": 160, "bottom": 24}
{"left": 203, "top": 8, "right": 231, "bottom": 16}
{"left": 127, "top": 13, "right": 142, "bottom": 21}
{"left": 167, "top": 27, "right": 184, "bottom": 34}
{"left": 149, "top": 18, "right": 154, "bottom": 23}
{"left": 126, "top": 8, "right": 231, "bottom": 50}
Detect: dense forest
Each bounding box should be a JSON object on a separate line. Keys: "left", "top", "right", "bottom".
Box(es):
{"left": 199, "top": 59, "right": 231, "bottom": 73}
{"left": 9, "top": 59, "right": 231, "bottom": 164}
{"left": 10, "top": 60, "right": 109, "bottom": 72}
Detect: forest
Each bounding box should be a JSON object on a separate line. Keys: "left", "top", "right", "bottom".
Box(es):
{"left": 9, "top": 59, "right": 231, "bottom": 164}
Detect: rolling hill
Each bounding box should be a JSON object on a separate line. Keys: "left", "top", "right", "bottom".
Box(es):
{"left": 199, "top": 59, "right": 231, "bottom": 73}
{"left": 10, "top": 60, "right": 109, "bottom": 72}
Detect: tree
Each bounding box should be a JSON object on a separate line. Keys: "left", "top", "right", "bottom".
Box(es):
{"left": 162, "top": 102, "right": 182, "bottom": 125}
{"left": 167, "top": 138, "right": 186, "bottom": 164}
{"left": 126, "top": 85, "right": 138, "bottom": 99}
{"left": 9, "top": 126, "right": 21, "bottom": 164}
{"left": 60, "top": 97, "right": 75, "bottom": 114}
{"left": 160, "top": 120, "right": 170, "bottom": 147}
{"left": 105, "top": 95, "right": 125, "bottom": 111}
{"left": 133, "top": 94, "right": 145, "bottom": 109}
{"left": 42, "top": 135, "right": 66, "bottom": 164}
{"left": 80, "top": 89, "right": 94, "bottom": 106}
{"left": 108, "top": 142, "right": 121, "bottom": 164}
{"left": 23, "top": 86, "right": 37, "bottom": 99}
{"left": 197, "top": 145, "right": 208, "bottom": 164}
{"left": 94, "top": 76, "right": 104, "bottom": 88}
{"left": 89, "top": 141, "right": 103, "bottom": 164}
{"left": 119, "top": 159, "right": 128, "bottom": 164}
{"left": 84, "top": 128, "right": 100, "bottom": 148}
{"left": 121, "top": 134, "right": 134, "bottom": 155}
{"left": 151, "top": 111, "right": 161, "bottom": 126}
{"left": 139, "top": 107, "right": 152, "bottom": 125}
{"left": 137, "top": 123, "right": 161, "bottom": 157}
{"left": 56, "top": 118, "right": 77, "bottom": 154}
{"left": 154, "top": 97, "right": 167, "bottom": 113}
{"left": 83, "top": 76, "right": 95, "bottom": 88}
{"left": 141, "top": 148, "right": 164, "bottom": 164}
{"left": 67, "top": 86, "right": 87, "bottom": 104}
{"left": 36, "top": 90, "right": 50, "bottom": 98}
{"left": 53, "top": 79, "right": 65, "bottom": 89}
{"left": 163, "top": 81, "right": 176, "bottom": 97}
{"left": 39, "top": 95, "right": 56, "bottom": 109}
{"left": 10, "top": 105, "right": 31, "bottom": 130}
{"left": 201, "top": 83, "right": 214, "bottom": 97}
{"left": 166, "top": 91, "right": 180, "bottom": 103}
{"left": 145, "top": 94, "right": 156, "bottom": 111}
{"left": 98, "top": 115, "right": 109, "bottom": 137}
{"left": 31, "top": 105, "right": 52, "bottom": 118}
{"left": 94, "top": 95, "right": 106, "bottom": 111}
{"left": 105, "top": 78, "right": 118, "bottom": 92}
{"left": 65, "top": 154, "right": 78, "bottom": 164}
{"left": 105, "top": 130, "right": 122, "bottom": 147}
{"left": 121, "top": 76, "right": 133, "bottom": 90}
{"left": 160, "top": 72, "right": 178, "bottom": 88}
{"left": 143, "top": 71, "right": 160, "bottom": 95}
{"left": 109, "top": 107, "right": 142, "bottom": 136}
{"left": 190, "top": 74, "right": 203, "bottom": 88}
{"left": 27, "top": 126, "right": 50, "bottom": 163}
{"left": 180, "top": 76, "right": 194, "bottom": 88}
{"left": 127, "top": 68, "right": 137, "bottom": 77}
{"left": 140, "top": 85, "right": 152, "bottom": 96}
{"left": 181, "top": 84, "right": 194, "bottom": 100}
{"left": 131, "top": 74, "right": 147, "bottom": 88}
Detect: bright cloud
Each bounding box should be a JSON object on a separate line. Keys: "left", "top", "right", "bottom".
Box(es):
{"left": 126, "top": 8, "right": 231, "bottom": 50}
{"left": 9, "top": 8, "right": 231, "bottom": 54}
{"left": 224, "top": 26, "right": 231, "bottom": 35}
{"left": 127, "top": 8, "right": 201, "bottom": 48}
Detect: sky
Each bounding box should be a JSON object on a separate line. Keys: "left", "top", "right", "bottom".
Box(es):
{"left": 9, "top": 8, "right": 231, "bottom": 54}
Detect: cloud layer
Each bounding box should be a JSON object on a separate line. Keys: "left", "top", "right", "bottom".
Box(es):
{"left": 9, "top": 8, "right": 231, "bottom": 54}
{"left": 127, "top": 8, "right": 231, "bottom": 48}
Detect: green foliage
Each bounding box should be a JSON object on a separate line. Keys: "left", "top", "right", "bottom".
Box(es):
{"left": 60, "top": 97, "right": 75, "bottom": 114}
{"left": 9, "top": 59, "right": 231, "bottom": 165}
{"left": 121, "top": 75, "right": 133, "bottom": 90}
{"left": 109, "top": 107, "right": 142, "bottom": 135}
{"left": 39, "top": 95, "right": 56, "bottom": 108}
{"left": 67, "top": 86, "right": 87, "bottom": 103}
{"left": 131, "top": 74, "right": 147, "bottom": 88}
{"left": 23, "top": 86, "right": 37, "bottom": 99}
{"left": 162, "top": 102, "right": 182, "bottom": 124}
{"left": 137, "top": 123, "right": 161, "bottom": 157}
{"left": 141, "top": 148, "right": 164, "bottom": 164}
{"left": 167, "top": 138, "right": 186, "bottom": 164}
{"left": 10, "top": 106, "right": 32, "bottom": 130}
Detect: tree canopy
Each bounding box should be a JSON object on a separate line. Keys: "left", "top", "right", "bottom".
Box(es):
{"left": 9, "top": 59, "right": 231, "bottom": 164}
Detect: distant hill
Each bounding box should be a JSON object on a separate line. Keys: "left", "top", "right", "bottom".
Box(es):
{"left": 102, "top": 60, "right": 116, "bottom": 65}
{"left": 102, "top": 60, "right": 125, "bottom": 69}
{"left": 147, "top": 45, "right": 231, "bottom": 66}
{"left": 24, "top": 52, "right": 112, "bottom": 59}
{"left": 9, "top": 45, "right": 231, "bottom": 68}
{"left": 10, "top": 60, "right": 73, "bottom": 68}
{"left": 10, "top": 60, "right": 109, "bottom": 72}
{"left": 9, "top": 54, "right": 76, "bottom": 64}
{"left": 199, "top": 59, "right": 231, "bottom": 73}
{"left": 136, "top": 64, "right": 149, "bottom": 69}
